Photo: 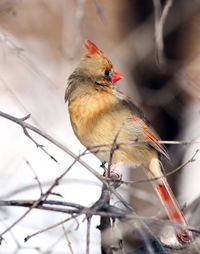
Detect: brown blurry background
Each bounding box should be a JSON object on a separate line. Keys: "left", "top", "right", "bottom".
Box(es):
{"left": 0, "top": 0, "right": 200, "bottom": 253}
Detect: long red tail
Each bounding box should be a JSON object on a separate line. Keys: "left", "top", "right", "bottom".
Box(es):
{"left": 155, "top": 179, "right": 192, "bottom": 242}
{"left": 148, "top": 158, "right": 193, "bottom": 242}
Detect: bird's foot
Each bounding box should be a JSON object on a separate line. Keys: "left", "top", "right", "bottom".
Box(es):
{"left": 103, "top": 166, "right": 122, "bottom": 188}
{"left": 177, "top": 230, "right": 193, "bottom": 243}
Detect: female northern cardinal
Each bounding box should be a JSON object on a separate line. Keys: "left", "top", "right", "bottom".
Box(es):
{"left": 65, "top": 40, "right": 192, "bottom": 243}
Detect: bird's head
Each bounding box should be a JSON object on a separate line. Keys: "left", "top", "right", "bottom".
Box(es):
{"left": 81, "top": 40, "right": 123, "bottom": 86}
{"left": 65, "top": 40, "right": 123, "bottom": 102}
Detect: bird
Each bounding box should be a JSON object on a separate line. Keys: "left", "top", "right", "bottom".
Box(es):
{"left": 65, "top": 39, "right": 192, "bottom": 243}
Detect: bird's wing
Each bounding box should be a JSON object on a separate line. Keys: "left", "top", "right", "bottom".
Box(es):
{"left": 143, "top": 124, "right": 170, "bottom": 160}
{"left": 119, "top": 95, "right": 170, "bottom": 160}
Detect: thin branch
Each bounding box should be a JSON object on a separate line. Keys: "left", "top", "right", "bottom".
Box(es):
{"left": 0, "top": 111, "right": 141, "bottom": 213}
{"left": 120, "top": 149, "right": 199, "bottom": 185}
{"left": 86, "top": 217, "right": 91, "bottom": 254}
{"left": 0, "top": 111, "right": 198, "bottom": 250}
{"left": 0, "top": 199, "right": 126, "bottom": 218}
{"left": 0, "top": 199, "right": 85, "bottom": 210}
{"left": 0, "top": 111, "right": 105, "bottom": 183}
{"left": 24, "top": 214, "right": 80, "bottom": 242}
{"left": 1, "top": 198, "right": 199, "bottom": 251}
{"left": 62, "top": 225, "right": 74, "bottom": 254}
{"left": 0, "top": 177, "right": 99, "bottom": 200}
{"left": 89, "top": 140, "right": 200, "bottom": 151}
{"left": 25, "top": 160, "right": 43, "bottom": 195}
{"left": 1, "top": 111, "right": 199, "bottom": 156}
{"left": 96, "top": 171, "right": 121, "bottom": 254}
{"left": 1, "top": 197, "right": 199, "bottom": 234}
{"left": 0, "top": 149, "right": 87, "bottom": 239}
{"left": 106, "top": 126, "right": 122, "bottom": 178}
{"left": 22, "top": 115, "right": 58, "bottom": 163}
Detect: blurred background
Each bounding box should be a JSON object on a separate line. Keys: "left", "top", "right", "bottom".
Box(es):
{"left": 0, "top": 0, "right": 200, "bottom": 253}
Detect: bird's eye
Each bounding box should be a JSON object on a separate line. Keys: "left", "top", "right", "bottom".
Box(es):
{"left": 103, "top": 69, "right": 111, "bottom": 77}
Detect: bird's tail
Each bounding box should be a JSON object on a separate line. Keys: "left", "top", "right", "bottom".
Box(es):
{"left": 148, "top": 157, "right": 193, "bottom": 243}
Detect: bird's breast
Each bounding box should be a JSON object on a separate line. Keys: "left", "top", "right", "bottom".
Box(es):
{"left": 68, "top": 92, "right": 118, "bottom": 146}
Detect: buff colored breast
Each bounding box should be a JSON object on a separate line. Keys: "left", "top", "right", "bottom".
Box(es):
{"left": 68, "top": 91, "right": 119, "bottom": 145}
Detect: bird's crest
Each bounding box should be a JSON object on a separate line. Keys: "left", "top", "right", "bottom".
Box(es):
{"left": 84, "top": 40, "right": 103, "bottom": 56}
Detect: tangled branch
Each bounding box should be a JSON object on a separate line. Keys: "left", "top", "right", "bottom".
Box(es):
{"left": 0, "top": 111, "right": 200, "bottom": 253}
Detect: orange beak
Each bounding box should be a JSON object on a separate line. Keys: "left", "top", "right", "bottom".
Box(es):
{"left": 112, "top": 71, "right": 123, "bottom": 83}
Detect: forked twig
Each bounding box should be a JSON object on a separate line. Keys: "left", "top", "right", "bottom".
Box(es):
{"left": 0, "top": 111, "right": 105, "bottom": 182}
{"left": 25, "top": 160, "right": 43, "bottom": 195}
{"left": 24, "top": 214, "right": 80, "bottom": 242}
{"left": 0, "top": 147, "right": 87, "bottom": 239}
{"left": 120, "top": 149, "right": 199, "bottom": 185}
{"left": 0, "top": 111, "right": 199, "bottom": 251}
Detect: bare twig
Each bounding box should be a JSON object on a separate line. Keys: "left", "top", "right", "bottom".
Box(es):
{"left": 0, "top": 148, "right": 87, "bottom": 239}
{"left": 97, "top": 171, "right": 122, "bottom": 254}
{"left": 86, "top": 217, "right": 91, "bottom": 254}
{"left": 107, "top": 127, "right": 122, "bottom": 178}
{"left": 120, "top": 149, "right": 199, "bottom": 185}
{"left": 0, "top": 178, "right": 99, "bottom": 200}
{"left": 0, "top": 199, "right": 84, "bottom": 210}
{"left": 0, "top": 111, "right": 198, "bottom": 251}
{"left": 1, "top": 111, "right": 199, "bottom": 161}
{"left": 62, "top": 225, "right": 74, "bottom": 254}
{"left": 90, "top": 140, "right": 200, "bottom": 151}
{"left": 24, "top": 214, "right": 80, "bottom": 242}
{"left": 1, "top": 198, "right": 199, "bottom": 251}
{"left": 0, "top": 199, "right": 127, "bottom": 218}
{"left": 0, "top": 111, "right": 105, "bottom": 183}
{"left": 25, "top": 160, "right": 43, "bottom": 195}
{"left": 0, "top": 111, "right": 139, "bottom": 212}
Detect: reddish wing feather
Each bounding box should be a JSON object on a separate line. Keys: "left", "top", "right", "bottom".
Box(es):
{"left": 84, "top": 40, "right": 103, "bottom": 55}
{"left": 131, "top": 116, "right": 169, "bottom": 159}
{"left": 143, "top": 126, "right": 169, "bottom": 159}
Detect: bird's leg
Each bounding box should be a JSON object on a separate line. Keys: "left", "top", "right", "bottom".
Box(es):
{"left": 148, "top": 157, "right": 193, "bottom": 243}
{"left": 102, "top": 163, "right": 123, "bottom": 190}
{"left": 103, "top": 163, "right": 123, "bottom": 180}
{"left": 110, "top": 164, "right": 123, "bottom": 180}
